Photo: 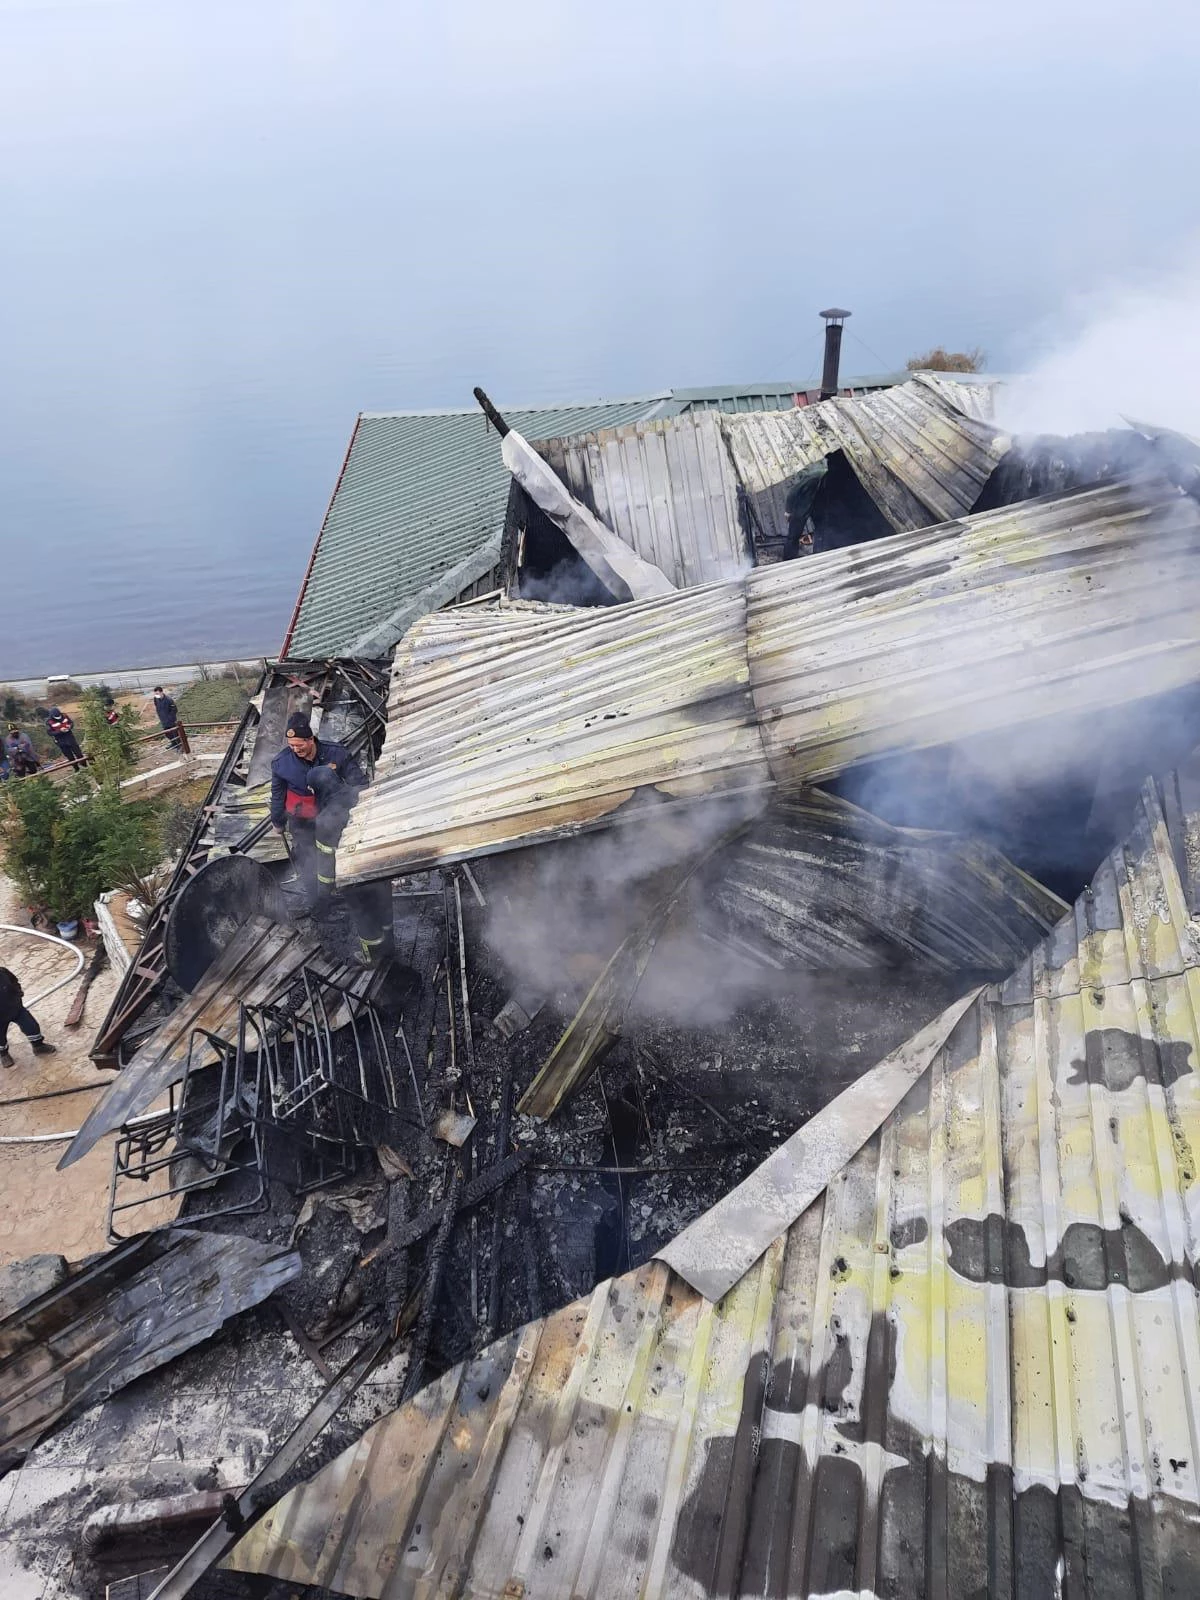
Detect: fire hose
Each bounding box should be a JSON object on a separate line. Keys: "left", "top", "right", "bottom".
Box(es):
{"left": 0, "top": 922, "right": 85, "bottom": 1007}
{"left": 0, "top": 923, "right": 109, "bottom": 1146}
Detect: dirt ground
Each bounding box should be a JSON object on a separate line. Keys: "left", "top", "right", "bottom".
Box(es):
{"left": 0, "top": 875, "right": 179, "bottom": 1266}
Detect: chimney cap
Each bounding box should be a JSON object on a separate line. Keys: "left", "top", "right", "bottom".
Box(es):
{"left": 819, "top": 307, "right": 852, "bottom": 322}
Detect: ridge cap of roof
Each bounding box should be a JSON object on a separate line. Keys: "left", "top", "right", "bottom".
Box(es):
{"left": 359, "top": 392, "right": 671, "bottom": 420}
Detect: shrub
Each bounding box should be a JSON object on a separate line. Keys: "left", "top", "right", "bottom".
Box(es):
{"left": 158, "top": 789, "right": 206, "bottom": 858}
{"left": 0, "top": 776, "right": 62, "bottom": 909}
{"left": 905, "top": 346, "right": 986, "bottom": 373}
{"left": 0, "top": 773, "right": 163, "bottom": 922}
{"left": 174, "top": 677, "right": 250, "bottom": 725}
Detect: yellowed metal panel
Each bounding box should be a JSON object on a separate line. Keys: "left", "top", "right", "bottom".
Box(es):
{"left": 339, "top": 586, "right": 772, "bottom": 883}
{"left": 339, "top": 477, "right": 1200, "bottom": 884}
{"left": 747, "top": 476, "right": 1200, "bottom": 787}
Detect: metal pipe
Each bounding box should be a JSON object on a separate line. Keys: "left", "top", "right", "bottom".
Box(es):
{"left": 819, "top": 307, "right": 851, "bottom": 400}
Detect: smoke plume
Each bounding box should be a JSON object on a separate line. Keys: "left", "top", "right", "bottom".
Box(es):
{"left": 999, "top": 243, "right": 1200, "bottom": 438}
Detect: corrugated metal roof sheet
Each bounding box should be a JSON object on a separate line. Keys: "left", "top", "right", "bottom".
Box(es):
{"left": 287, "top": 398, "right": 666, "bottom": 658}
{"left": 339, "top": 476, "right": 1200, "bottom": 883}
{"left": 535, "top": 411, "right": 750, "bottom": 589}
{"left": 914, "top": 370, "right": 999, "bottom": 421}
{"left": 662, "top": 374, "right": 906, "bottom": 414}
{"left": 748, "top": 475, "right": 1200, "bottom": 787}
{"left": 226, "top": 769, "right": 1200, "bottom": 1598}
{"left": 526, "top": 383, "right": 1003, "bottom": 594}
{"left": 704, "top": 789, "right": 1067, "bottom": 973}
{"left": 722, "top": 373, "right": 1008, "bottom": 536}
{"left": 339, "top": 588, "right": 773, "bottom": 882}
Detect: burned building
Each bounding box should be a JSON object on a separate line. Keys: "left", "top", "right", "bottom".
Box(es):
{"left": 4, "top": 374, "right": 1200, "bottom": 1599}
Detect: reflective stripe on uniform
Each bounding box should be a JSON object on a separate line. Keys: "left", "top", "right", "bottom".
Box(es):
{"left": 315, "top": 839, "right": 335, "bottom": 854}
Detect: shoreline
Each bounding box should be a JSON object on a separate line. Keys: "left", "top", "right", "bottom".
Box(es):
{"left": 2, "top": 656, "right": 268, "bottom": 698}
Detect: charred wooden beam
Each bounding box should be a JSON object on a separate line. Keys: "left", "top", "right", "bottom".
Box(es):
{"left": 374, "top": 1149, "right": 528, "bottom": 1263}
{"left": 472, "top": 385, "right": 510, "bottom": 437}
{"left": 483, "top": 1054, "right": 515, "bottom": 1345}
{"left": 401, "top": 1155, "right": 464, "bottom": 1403}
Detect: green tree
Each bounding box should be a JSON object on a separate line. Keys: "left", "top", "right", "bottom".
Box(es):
{"left": 0, "top": 777, "right": 64, "bottom": 909}
{"left": 0, "top": 773, "right": 163, "bottom": 923}
{"left": 78, "top": 689, "right": 138, "bottom": 786}
{"left": 91, "top": 786, "right": 163, "bottom": 901}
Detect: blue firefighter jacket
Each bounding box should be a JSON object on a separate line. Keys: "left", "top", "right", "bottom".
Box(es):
{"left": 269, "top": 738, "right": 366, "bottom": 828}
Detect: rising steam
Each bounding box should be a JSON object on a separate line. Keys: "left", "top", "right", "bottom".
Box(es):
{"left": 999, "top": 242, "right": 1200, "bottom": 438}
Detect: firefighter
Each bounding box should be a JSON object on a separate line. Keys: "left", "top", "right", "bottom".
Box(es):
{"left": 269, "top": 714, "right": 386, "bottom": 960}
{"left": 44, "top": 707, "right": 86, "bottom": 767}
{"left": 0, "top": 966, "right": 57, "bottom": 1068}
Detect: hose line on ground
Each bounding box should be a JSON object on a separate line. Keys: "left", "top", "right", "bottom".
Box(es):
{"left": 0, "top": 922, "right": 86, "bottom": 1006}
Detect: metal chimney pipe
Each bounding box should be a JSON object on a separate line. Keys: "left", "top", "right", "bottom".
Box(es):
{"left": 819, "top": 308, "right": 851, "bottom": 400}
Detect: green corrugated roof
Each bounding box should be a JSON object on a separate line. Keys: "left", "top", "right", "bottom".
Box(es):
{"left": 287, "top": 395, "right": 666, "bottom": 657}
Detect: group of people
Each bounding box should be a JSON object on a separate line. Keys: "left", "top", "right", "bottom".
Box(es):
{"left": 0, "top": 687, "right": 184, "bottom": 780}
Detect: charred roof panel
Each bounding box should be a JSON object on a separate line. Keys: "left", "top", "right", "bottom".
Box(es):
{"left": 286, "top": 397, "right": 666, "bottom": 658}
{"left": 0, "top": 1229, "right": 299, "bottom": 1472}
{"left": 227, "top": 771, "right": 1200, "bottom": 1598}
{"left": 535, "top": 411, "right": 750, "bottom": 589}
{"left": 339, "top": 476, "right": 1200, "bottom": 883}
{"left": 748, "top": 475, "right": 1200, "bottom": 786}
{"left": 723, "top": 372, "right": 1008, "bottom": 538}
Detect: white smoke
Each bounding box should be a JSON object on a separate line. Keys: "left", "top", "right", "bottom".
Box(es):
{"left": 998, "top": 243, "right": 1200, "bottom": 438}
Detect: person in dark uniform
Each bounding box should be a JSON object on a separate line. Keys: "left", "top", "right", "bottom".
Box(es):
{"left": 269, "top": 713, "right": 387, "bottom": 961}
{"left": 0, "top": 966, "right": 57, "bottom": 1068}
{"left": 44, "top": 707, "right": 86, "bottom": 767}
{"left": 152, "top": 687, "right": 182, "bottom": 749}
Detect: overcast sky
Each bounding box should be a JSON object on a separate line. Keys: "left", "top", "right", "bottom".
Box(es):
{"left": 3, "top": 0, "right": 1200, "bottom": 674}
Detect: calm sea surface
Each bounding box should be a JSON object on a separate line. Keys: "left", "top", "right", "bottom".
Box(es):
{"left": 3, "top": 6, "right": 1197, "bottom": 681}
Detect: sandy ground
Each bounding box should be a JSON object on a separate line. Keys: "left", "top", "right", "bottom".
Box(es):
{"left": 0, "top": 875, "right": 179, "bottom": 1266}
